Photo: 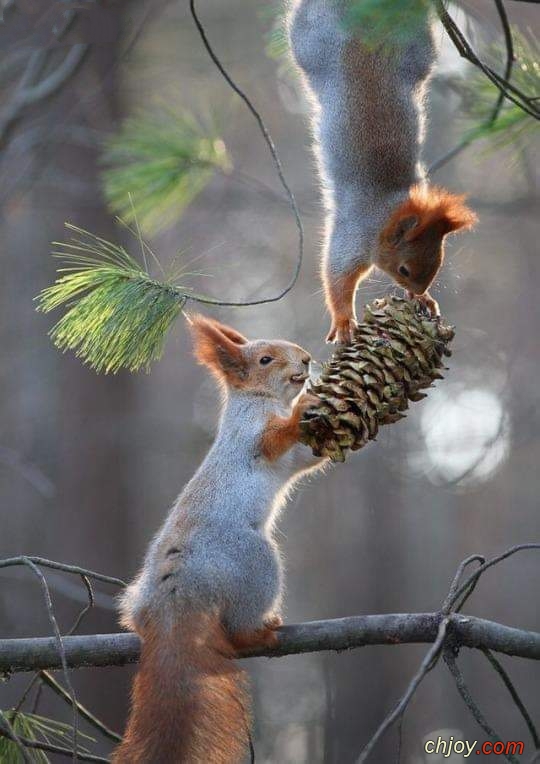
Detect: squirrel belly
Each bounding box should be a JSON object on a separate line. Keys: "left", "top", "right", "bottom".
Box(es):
{"left": 114, "top": 316, "right": 326, "bottom": 763}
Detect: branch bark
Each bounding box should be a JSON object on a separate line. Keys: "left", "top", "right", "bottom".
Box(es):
{"left": 2, "top": 612, "right": 540, "bottom": 674}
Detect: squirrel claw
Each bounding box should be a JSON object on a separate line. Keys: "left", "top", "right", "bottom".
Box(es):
{"left": 296, "top": 392, "right": 319, "bottom": 418}
{"left": 264, "top": 615, "right": 283, "bottom": 630}
{"left": 407, "top": 291, "right": 440, "bottom": 318}
{"left": 326, "top": 318, "right": 356, "bottom": 345}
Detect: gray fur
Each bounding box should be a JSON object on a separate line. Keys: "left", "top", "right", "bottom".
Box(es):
{"left": 287, "top": 0, "right": 437, "bottom": 272}
{"left": 121, "top": 385, "right": 324, "bottom": 637}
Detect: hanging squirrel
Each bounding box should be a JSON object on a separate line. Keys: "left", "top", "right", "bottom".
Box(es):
{"left": 288, "top": 0, "right": 477, "bottom": 343}
{"left": 113, "top": 316, "right": 325, "bottom": 763}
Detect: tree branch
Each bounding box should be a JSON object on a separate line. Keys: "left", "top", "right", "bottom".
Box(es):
{"left": 1, "top": 612, "right": 540, "bottom": 675}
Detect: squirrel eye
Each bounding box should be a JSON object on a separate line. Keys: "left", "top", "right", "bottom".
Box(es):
{"left": 259, "top": 356, "right": 273, "bottom": 366}
{"left": 398, "top": 265, "right": 410, "bottom": 278}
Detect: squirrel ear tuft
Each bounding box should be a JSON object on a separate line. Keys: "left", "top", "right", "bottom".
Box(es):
{"left": 407, "top": 186, "right": 477, "bottom": 238}
{"left": 188, "top": 315, "right": 248, "bottom": 383}
{"left": 382, "top": 186, "right": 477, "bottom": 245}
{"left": 388, "top": 215, "right": 419, "bottom": 245}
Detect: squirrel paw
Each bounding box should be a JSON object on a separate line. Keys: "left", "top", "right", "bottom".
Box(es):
{"left": 264, "top": 614, "right": 283, "bottom": 630}
{"left": 326, "top": 317, "right": 356, "bottom": 345}
{"left": 407, "top": 291, "right": 440, "bottom": 318}
{"left": 230, "top": 625, "right": 280, "bottom": 650}
{"left": 295, "top": 392, "right": 320, "bottom": 418}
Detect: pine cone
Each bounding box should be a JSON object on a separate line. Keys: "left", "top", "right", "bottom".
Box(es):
{"left": 300, "top": 296, "right": 455, "bottom": 462}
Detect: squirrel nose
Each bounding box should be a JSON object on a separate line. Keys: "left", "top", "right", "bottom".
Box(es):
{"left": 302, "top": 356, "right": 311, "bottom": 366}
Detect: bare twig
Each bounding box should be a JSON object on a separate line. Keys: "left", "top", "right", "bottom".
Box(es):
{"left": 0, "top": 732, "right": 110, "bottom": 763}
{"left": 0, "top": 21, "right": 88, "bottom": 148}
{"left": 441, "top": 554, "right": 485, "bottom": 613}
{"left": 40, "top": 671, "right": 122, "bottom": 744}
{"left": 434, "top": 1, "right": 539, "bottom": 119}
{"left": 16, "top": 557, "right": 80, "bottom": 762}
{"left": 481, "top": 649, "right": 540, "bottom": 749}
{"left": 446, "top": 543, "right": 540, "bottom": 613}
{"left": 68, "top": 575, "right": 95, "bottom": 635}
{"left": 430, "top": 0, "right": 530, "bottom": 175}
{"left": 444, "top": 648, "right": 520, "bottom": 764}
{"left": 0, "top": 556, "right": 126, "bottom": 588}
{"left": 357, "top": 617, "right": 450, "bottom": 764}
{"left": 490, "top": 0, "right": 515, "bottom": 125}
{"left": 186, "top": 0, "right": 304, "bottom": 308}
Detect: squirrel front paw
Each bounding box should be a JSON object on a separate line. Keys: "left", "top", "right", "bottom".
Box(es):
{"left": 295, "top": 392, "right": 320, "bottom": 419}
{"left": 326, "top": 316, "right": 356, "bottom": 345}
{"left": 407, "top": 291, "right": 440, "bottom": 317}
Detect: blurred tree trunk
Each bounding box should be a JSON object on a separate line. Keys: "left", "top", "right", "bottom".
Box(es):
{"left": 0, "top": 0, "right": 135, "bottom": 744}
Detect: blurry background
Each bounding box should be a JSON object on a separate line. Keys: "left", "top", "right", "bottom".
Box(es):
{"left": 0, "top": 1, "right": 538, "bottom": 761}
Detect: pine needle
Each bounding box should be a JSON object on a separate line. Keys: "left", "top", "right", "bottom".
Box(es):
{"left": 459, "top": 28, "right": 539, "bottom": 153}
{"left": 345, "top": 0, "right": 431, "bottom": 48}
{"left": 0, "top": 710, "right": 94, "bottom": 763}
{"left": 102, "top": 109, "right": 231, "bottom": 236}
{"left": 36, "top": 224, "right": 189, "bottom": 374}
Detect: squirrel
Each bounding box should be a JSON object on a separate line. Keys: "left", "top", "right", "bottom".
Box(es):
{"left": 113, "top": 315, "right": 325, "bottom": 763}
{"left": 287, "top": 0, "right": 477, "bottom": 343}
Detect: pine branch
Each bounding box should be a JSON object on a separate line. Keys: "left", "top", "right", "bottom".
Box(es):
{"left": 102, "top": 110, "right": 231, "bottom": 236}
{"left": 36, "top": 224, "right": 189, "bottom": 374}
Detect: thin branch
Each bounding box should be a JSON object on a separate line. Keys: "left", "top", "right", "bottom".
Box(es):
{"left": 0, "top": 10, "right": 89, "bottom": 148}
{"left": 434, "top": 1, "right": 539, "bottom": 119}
{"left": 430, "top": 0, "right": 531, "bottom": 175}
{"left": 40, "top": 670, "right": 122, "bottom": 744}
{"left": 68, "top": 575, "right": 95, "bottom": 635}
{"left": 0, "top": 556, "right": 126, "bottom": 588}
{"left": 490, "top": 0, "right": 515, "bottom": 125}
{"left": 2, "top": 612, "right": 540, "bottom": 674}
{"left": 441, "top": 554, "right": 485, "bottom": 613}
{"left": 20, "top": 44, "right": 88, "bottom": 106}
{"left": 17, "top": 557, "right": 80, "bottom": 763}
{"left": 446, "top": 543, "right": 540, "bottom": 613}
{"left": 444, "top": 649, "right": 520, "bottom": 764}
{"left": 481, "top": 649, "right": 540, "bottom": 749}
{"left": 0, "top": 732, "right": 110, "bottom": 763}
{"left": 357, "top": 617, "right": 450, "bottom": 764}
{"left": 186, "top": 0, "right": 304, "bottom": 308}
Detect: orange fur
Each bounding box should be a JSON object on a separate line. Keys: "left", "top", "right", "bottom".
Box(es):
{"left": 113, "top": 613, "right": 249, "bottom": 764}
{"left": 260, "top": 394, "right": 317, "bottom": 461}
{"left": 189, "top": 315, "right": 248, "bottom": 386}
{"left": 260, "top": 413, "right": 301, "bottom": 461}
{"left": 324, "top": 264, "right": 372, "bottom": 343}
{"left": 380, "top": 185, "right": 477, "bottom": 246}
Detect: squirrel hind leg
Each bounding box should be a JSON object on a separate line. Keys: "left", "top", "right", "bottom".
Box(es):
{"left": 324, "top": 264, "right": 372, "bottom": 344}
{"left": 326, "top": 316, "right": 356, "bottom": 345}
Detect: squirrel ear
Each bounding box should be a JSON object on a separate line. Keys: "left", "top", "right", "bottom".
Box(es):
{"left": 389, "top": 215, "right": 419, "bottom": 245}
{"left": 188, "top": 315, "right": 248, "bottom": 383}
{"left": 436, "top": 193, "right": 477, "bottom": 235}
{"left": 408, "top": 186, "right": 477, "bottom": 239}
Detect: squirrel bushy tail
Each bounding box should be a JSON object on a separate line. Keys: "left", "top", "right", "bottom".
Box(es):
{"left": 113, "top": 612, "right": 249, "bottom": 764}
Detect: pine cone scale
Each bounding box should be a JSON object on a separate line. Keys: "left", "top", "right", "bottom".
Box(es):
{"left": 300, "top": 297, "right": 455, "bottom": 462}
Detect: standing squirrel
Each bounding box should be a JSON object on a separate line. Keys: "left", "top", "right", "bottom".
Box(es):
{"left": 113, "top": 316, "right": 325, "bottom": 764}
{"left": 288, "top": 0, "right": 477, "bottom": 343}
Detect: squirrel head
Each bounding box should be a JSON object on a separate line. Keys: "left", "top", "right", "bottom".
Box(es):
{"left": 189, "top": 315, "right": 311, "bottom": 404}
{"left": 376, "top": 185, "right": 477, "bottom": 296}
